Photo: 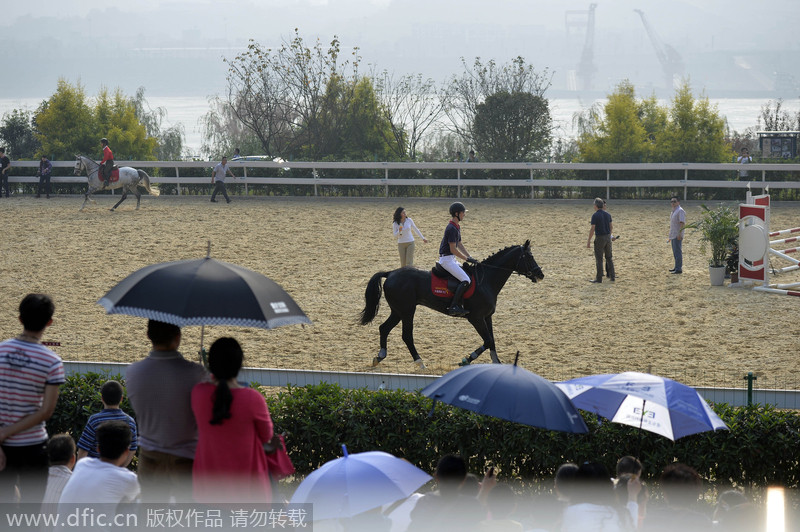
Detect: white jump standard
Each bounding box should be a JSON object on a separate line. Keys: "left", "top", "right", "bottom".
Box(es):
{"left": 738, "top": 191, "right": 800, "bottom": 296}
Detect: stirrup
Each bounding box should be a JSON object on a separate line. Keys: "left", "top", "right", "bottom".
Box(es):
{"left": 448, "top": 305, "right": 469, "bottom": 316}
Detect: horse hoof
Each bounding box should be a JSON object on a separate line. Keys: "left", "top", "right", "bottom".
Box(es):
{"left": 372, "top": 357, "right": 382, "bottom": 367}
{"left": 414, "top": 359, "right": 426, "bottom": 369}
{"left": 458, "top": 357, "right": 471, "bottom": 367}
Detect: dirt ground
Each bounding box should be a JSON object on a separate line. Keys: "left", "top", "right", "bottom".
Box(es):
{"left": 1, "top": 194, "right": 798, "bottom": 387}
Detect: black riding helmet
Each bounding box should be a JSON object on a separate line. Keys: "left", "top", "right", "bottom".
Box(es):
{"left": 449, "top": 202, "right": 467, "bottom": 216}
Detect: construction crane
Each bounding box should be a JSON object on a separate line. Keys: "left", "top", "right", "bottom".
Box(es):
{"left": 568, "top": 3, "right": 598, "bottom": 91}
{"left": 634, "top": 9, "right": 685, "bottom": 91}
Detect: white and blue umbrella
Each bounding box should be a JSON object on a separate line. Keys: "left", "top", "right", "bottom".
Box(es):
{"left": 556, "top": 371, "right": 728, "bottom": 441}
{"left": 421, "top": 353, "right": 589, "bottom": 434}
{"left": 289, "top": 445, "right": 432, "bottom": 521}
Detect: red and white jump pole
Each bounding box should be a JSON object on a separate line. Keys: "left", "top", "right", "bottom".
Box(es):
{"left": 739, "top": 189, "right": 800, "bottom": 295}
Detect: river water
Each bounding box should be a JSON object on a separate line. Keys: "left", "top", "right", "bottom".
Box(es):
{"left": 2, "top": 96, "right": 796, "bottom": 157}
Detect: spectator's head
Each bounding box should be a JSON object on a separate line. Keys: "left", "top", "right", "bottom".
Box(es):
{"left": 616, "top": 455, "right": 643, "bottom": 478}
{"left": 741, "top": 148, "right": 749, "bottom": 155}
{"left": 573, "top": 461, "right": 614, "bottom": 505}
{"left": 487, "top": 483, "right": 517, "bottom": 519}
{"left": 19, "top": 293, "right": 55, "bottom": 333}
{"left": 393, "top": 206, "right": 405, "bottom": 225}
{"left": 434, "top": 454, "right": 467, "bottom": 496}
{"left": 0, "top": 147, "right": 5, "bottom": 155}
{"left": 208, "top": 337, "right": 244, "bottom": 425}
{"left": 554, "top": 462, "right": 579, "bottom": 502}
{"left": 460, "top": 472, "right": 481, "bottom": 498}
{"left": 594, "top": 197, "right": 604, "bottom": 209}
{"left": 100, "top": 380, "right": 124, "bottom": 407}
{"left": 41, "top": 155, "right": 48, "bottom": 161}
{"left": 222, "top": 156, "right": 228, "bottom": 164}
{"left": 147, "top": 320, "right": 181, "bottom": 349}
{"left": 96, "top": 420, "right": 132, "bottom": 462}
{"left": 659, "top": 463, "right": 702, "bottom": 507}
{"left": 47, "top": 433, "right": 77, "bottom": 468}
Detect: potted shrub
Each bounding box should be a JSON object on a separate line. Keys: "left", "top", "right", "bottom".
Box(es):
{"left": 688, "top": 204, "right": 739, "bottom": 286}
{"left": 726, "top": 244, "right": 739, "bottom": 283}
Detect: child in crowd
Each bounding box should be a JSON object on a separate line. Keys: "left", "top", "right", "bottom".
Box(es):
{"left": 42, "top": 434, "right": 76, "bottom": 505}
{"left": 58, "top": 420, "right": 140, "bottom": 505}
{"left": 76, "top": 380, "right": 137, "bottom": 466}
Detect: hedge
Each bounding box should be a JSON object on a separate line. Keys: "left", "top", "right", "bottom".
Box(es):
{"left": 49, "top": 373, "right": 800, "bottom": 496}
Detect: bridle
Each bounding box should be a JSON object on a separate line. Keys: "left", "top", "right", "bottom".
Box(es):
{"left": 470, "top": 246, "right": 540, "bottom": 281}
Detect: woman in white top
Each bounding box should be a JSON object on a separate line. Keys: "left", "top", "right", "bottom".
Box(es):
{"left": 392, "top": 206, "right": 428, "bottom": 267}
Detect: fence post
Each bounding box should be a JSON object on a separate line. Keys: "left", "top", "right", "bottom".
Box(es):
{"left": 385, "top": 167, "right": 389, "bottom": 198}
{"left": 243, "top": 166, "right": 248, "bottom": 196}
{"left": 175, "top": 166, "right": 181, "bottom": 196}
{"left": 744, "top": 371, "right": 757, "bottom": 406}
{"left": 457, "top": 168, "right": 461, "bottom": 199}
{"left": 683, "top": 168, "right": 689, "bottom": 201}
{"left": 313, "top": 168, "right": 318, "bottom": 197}
{"left": 606, "top": 169, "right": 610, "bottom": 200}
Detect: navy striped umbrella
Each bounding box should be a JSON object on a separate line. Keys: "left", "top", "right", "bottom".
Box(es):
{"left": 98, "top": 256, "right": 311, "bottom": 331}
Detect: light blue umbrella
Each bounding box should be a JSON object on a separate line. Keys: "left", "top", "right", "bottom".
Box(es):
{"left": 556, "top": 371, "right": 729, "bottom": 441}
{"left": 289, "top": 445, "right": 431, "bottom": 521}
{"left": 421, "top": 353, "right": 589, "bottom": 434}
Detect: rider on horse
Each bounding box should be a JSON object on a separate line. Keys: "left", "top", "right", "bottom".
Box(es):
{"left": 437, "top": 202, "right": 477, "bottom": 316}
{"left": 99, "top": 138, "right": 114, "bottom": 189}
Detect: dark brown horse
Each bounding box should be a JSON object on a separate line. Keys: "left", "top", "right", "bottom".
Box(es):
{"left": 359, "top": 240, "right": 544, "bottom": 368}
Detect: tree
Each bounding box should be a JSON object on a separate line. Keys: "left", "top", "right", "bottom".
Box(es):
{"left": 131, "top": 87, "right": 184, "bottom": 160}
{"left": 578, "top": 81, "right": 649, "bottom": 163}
{"left": 373, "top": 71, "right": 443, "bottom": 160}
{"left": 35, "top": 79, "right": 96, "bottom": 160}
{"left": 472, "top": 90, "right": 551, "bottom": 162}
{"left": 443, "top": 56, "right": 553, "bottom": 158}
{"left": 657, "top": 82, "right": 730, "bottom": 163}
{"left": 0, "top": 109, "right": 39, "bottom": 159}
{"left": 94, "top": 87, "right": 157, "bottom": 160}
{"left": 35, "top": 79, "right": 159, "bottom": 161}
{"left": 577, "top": 80, "right": 732, "bottom": 163}
{"left": 758, "top": 99, "right": 799, "bottom": 131}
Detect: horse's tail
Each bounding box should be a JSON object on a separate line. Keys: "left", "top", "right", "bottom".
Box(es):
{"left": 138, "top": 169, "right": 161, "bottom": 196}
{"left": 359, "top": 271, "right": 390, "bottom": 325}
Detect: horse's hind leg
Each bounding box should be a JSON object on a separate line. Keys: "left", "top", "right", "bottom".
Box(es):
{"left": 134, "top": 190, "right": 142, "bottom": 210}
{"left": 373, "top": 312, "right": 401, "bottom": 366}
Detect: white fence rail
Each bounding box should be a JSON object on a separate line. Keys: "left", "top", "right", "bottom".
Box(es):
{"left": 62, "top": 361, "right": 800, "bottom": 409}
{"left": 7, "top": 160, "right": 800, "bottom": 199}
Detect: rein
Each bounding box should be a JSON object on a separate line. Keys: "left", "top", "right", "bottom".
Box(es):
{"left": 470, "top": 248, "right": 531, "bottom": 281}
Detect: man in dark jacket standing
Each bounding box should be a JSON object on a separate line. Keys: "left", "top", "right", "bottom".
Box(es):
{"left": 36, "top": 156, "right": 53, "bottom": 198}
{"left": 587, "top": 197, "right": 615, "bottom": 283}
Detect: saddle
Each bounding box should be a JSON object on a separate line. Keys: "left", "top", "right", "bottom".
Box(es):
{"left": 431, "top": 263, "right": 476, "bottom": 299}
{"left": 103, "top": 168, "right": 120, "bottom": 182}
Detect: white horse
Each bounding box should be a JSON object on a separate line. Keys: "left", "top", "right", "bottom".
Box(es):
{"left": 74, "top": 155, "right": 160, "bottom": 211}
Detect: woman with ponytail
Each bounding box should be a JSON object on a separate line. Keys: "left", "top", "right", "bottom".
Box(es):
{"left": 191, "top": 337, "right": 274, "bottom": 502}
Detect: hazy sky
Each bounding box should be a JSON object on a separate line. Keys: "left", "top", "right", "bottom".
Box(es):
{"left": 3, "top": 0, "right": 799, "bottom": 99}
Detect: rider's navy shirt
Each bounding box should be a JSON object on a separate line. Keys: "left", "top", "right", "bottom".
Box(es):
{"left": 590, "top": 209, "right": 612, "bottom": 235}
{"left": 439, "top": 221, "right": 461, "bottom": 256}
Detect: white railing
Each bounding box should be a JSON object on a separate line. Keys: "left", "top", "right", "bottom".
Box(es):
{"left": 7, "top": 160, "right": 800, "bottom": 199}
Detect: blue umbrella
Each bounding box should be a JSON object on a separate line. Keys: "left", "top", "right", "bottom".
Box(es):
{"left": 289, "top": 445, "right": 432, "bottom": 521}
{"left": 556, "top": 371, "right": 728, "bottom": 441}
{"left": 420, "top": 353, "right": 588, "bottom": 434}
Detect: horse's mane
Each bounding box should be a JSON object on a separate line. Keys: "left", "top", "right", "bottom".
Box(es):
{"left": 78, "top": 155, "right": 99, "bottom": 172}
{"left": 483, "top": 244, "right": 522, "bottom": 264}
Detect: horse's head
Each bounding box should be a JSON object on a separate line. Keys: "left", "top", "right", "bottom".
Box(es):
{"left": 73, "top": 156, "right": 84, "bottom": 176}
{"left": 517, "top": 240, "right": 544, "bottom": 283}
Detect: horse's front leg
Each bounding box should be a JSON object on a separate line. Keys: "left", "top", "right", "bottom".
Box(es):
{"left": 484, "top": 314, "right": 500, "bottom": 364}
{"left": 459, "top": 314, "right": 497, "bottom": 365}
{"left": 110, "top": 191, "right": 127, "bottom": 211}
{"left": 134, "top": 189, "right": 142, "bottom": 210}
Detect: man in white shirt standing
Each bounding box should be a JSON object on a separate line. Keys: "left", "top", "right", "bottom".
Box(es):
{"left": 210, "top": 156, "right": 236, "bottom": 204}
{"left": 669, "top": 197, "right": 686, "bottom": 274}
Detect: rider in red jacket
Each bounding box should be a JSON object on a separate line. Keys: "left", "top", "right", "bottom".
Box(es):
{"left": 99, "top": 138, "right": 114, "bottom": 189}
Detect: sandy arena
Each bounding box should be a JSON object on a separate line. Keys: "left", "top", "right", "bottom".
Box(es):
{"left": 1, "top": 194, "right": 798, "bottom": 387}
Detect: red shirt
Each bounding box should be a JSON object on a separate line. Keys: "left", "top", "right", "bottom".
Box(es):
{"left": 101, "top": 145, "right": 113, "bottom": 164}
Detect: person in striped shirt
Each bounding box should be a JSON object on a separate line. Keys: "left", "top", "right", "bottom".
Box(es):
{"left": 0, "top": 294, "right": 64, "bottom": 507}
{"left": 76, "top": 380, "right": 138, "bottom": 466}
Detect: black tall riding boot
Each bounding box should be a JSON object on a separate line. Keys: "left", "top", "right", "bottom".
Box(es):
{"left": 448, "top": 281, "right": 470, "bottom": 316}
